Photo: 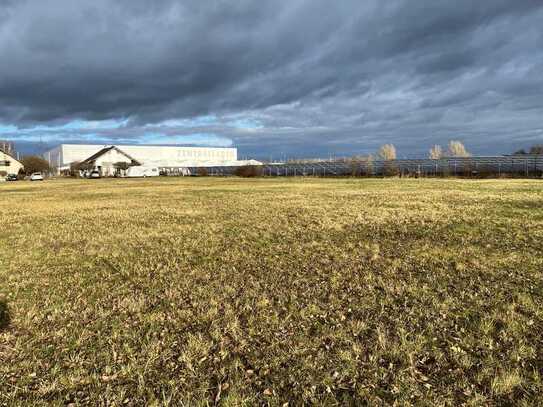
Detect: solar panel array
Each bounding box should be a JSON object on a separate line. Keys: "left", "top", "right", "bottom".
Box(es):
{"left": 186, "top": 155, "right": 543, "bottom": 177}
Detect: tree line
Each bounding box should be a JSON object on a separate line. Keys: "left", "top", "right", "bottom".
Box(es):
{"left": 358, "top": 141, "right": 543, "bottom": 162}
{"left": 374, "top": 140, "right": 471, "bottom": 161}
{"left": 514, "top": 145, "right": 543, "bottom": 155}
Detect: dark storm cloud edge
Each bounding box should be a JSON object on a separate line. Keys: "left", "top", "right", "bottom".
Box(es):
{"left": 1, "top": 0, "right": 542, "bottom": 156}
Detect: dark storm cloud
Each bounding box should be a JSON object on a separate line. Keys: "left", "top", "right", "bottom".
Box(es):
{"left": 1, "top": 0, "right": 543, "bottom": 157}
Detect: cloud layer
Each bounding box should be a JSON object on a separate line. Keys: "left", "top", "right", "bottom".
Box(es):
{"left": 1, "top": 0, "right": 543, "bottom": 157}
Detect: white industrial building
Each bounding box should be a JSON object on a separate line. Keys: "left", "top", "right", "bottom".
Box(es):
{"left": 43, "top": 144, "right": 260, "bottom": 175}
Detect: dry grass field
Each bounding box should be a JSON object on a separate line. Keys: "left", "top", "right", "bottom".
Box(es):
{"left": 1, "top": 177, "right": 542, "bottom": 405}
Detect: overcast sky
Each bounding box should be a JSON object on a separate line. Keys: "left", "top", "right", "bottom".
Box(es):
{"left": 1, "top": 0, "right": 542, "bottom": 158}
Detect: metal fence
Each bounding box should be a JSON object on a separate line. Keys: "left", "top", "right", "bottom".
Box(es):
{"left": 187, "top": 155, "right": 543, "bottom": 177}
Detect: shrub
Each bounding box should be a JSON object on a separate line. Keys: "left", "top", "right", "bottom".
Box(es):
{"left": 383, "top": 161, "right": 400, "bottom": 176}
{"left": 353, "top": 155, "right": 374, "bottom": 176}
{"left": 460, "top": 161, "right": 475, "bottom": 177}
{"left": 197, "top": 167, "right": 209, "bottom": 177}
{"left": 234, "top": 165, "right": 262, "bottom": 177}
{"left": 349, "top": 158, "right": 361, "bottom": 176}
{"left": 349, "top": 155, "right": 376, "bottom": 177}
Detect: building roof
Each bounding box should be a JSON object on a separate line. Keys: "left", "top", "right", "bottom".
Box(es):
{"left": 81, "top": 146, "right": 141, "bottom": 166}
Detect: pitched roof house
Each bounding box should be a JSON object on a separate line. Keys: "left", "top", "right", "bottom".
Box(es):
{"left": 0, "top": 148, "right": 23, "bottom": 176}
{"left": 80, "top": 146, "right": 141, "bottom": 176}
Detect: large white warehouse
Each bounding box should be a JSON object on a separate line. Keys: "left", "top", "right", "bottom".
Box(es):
{"left": 43, "top": 144, "right": 257, "bottom": 173}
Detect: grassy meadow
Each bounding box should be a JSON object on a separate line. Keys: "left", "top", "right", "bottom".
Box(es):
{"left": 1, "top": 177, "right": 542, "bottom": 405}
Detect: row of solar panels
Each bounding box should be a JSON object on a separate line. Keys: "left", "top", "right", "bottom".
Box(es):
{"left": 187, "top": 156, "right": 543, "bottom": 177}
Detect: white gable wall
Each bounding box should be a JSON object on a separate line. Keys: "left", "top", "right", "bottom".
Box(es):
{"left": 62, "top": 145, "right": 105, "bottom": 166}
{"left": 0, "top": 150, "right": 23, "bottom": 175}
{"left": 94, "top": 148, "right": 133, "bottom": 167}
{"left": 92, "top": 149, "right": 135, "bottom": 177}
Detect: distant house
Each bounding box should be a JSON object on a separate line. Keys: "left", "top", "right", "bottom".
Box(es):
{"left": 79, "top": 146, "right": 141, "bottom": 177}
{"left": 0, "top": 148, "right": 23, "bottom": 176}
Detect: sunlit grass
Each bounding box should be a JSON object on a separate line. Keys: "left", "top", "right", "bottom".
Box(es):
{"left": 1, "top": 177, "right": 542, "bottom": 405}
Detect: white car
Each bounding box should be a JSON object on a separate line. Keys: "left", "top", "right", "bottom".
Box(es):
{"left": 30, "top": 172, "right": 44, "bottom": 181}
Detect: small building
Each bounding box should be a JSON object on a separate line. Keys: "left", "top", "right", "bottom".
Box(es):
{"left": 79, "top": 146, "right": 141, "bottom": 177}
{"left": 0, "top": 148, "right": 23, "bottom": 176}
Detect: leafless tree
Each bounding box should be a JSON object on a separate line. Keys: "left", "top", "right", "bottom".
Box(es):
{"left": 377, "top": 144, "right": 397, "bottom": 160}
{"left": 447, "top": 140, "right": 471, "bottom": 157}
{"left": 429, "top": 145, "right": 443, "bottom": 159}
{"left": 20, "top": 156, "right": 51, "bottom": 175}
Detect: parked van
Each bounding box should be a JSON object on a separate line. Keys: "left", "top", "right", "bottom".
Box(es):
{"left": 125, "top": 166, "right": 160, "bottom": 178}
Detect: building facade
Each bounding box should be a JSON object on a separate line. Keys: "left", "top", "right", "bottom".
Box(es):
{"left": 0, "top": 149, "right": 23, "bottom": 175}
{"left": 43, "top": 144, "right": 240, "bottom": 172}
{"left": 79, "top": 146, "right": 141, "bottom": 177}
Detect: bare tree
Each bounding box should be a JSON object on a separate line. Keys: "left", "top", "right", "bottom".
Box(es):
{"left": 447, "top": 140, "right": 471, "bottom": 157}
{"left": 366, "top": 154, "right": 375, "bottom": 175}
{"left": 69, "top": 161, "right": 83, "bottom": 177}
{"left": 513, "top": 145, "right": 543, "bottom": 155}
{"left": 20, "top": 156, "right": 51, "bottom": 175}
{"left": 349, "top": 154, "right": 373, "bottom": 176}
{"left": 377, "top": 144, "right": 396, "bottom": 161}
{"left": 429, "top": 145, "right": 443, "bottom": 159}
